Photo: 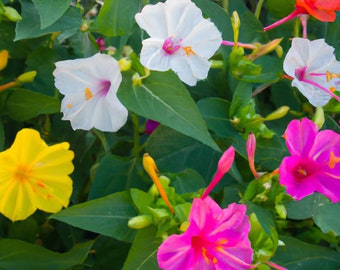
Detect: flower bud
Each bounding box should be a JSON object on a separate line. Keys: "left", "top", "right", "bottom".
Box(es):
{"left": 4, "top": 6, "right": 22, "bottom": 22}
{"left": 313, "top": 106, "right": 325, "bottom": 129}
{"left": 16, "top": 71, "right": 37, "bottom": 84}
{"left": 128, "top": 215, "right": 152, "bottom": 229}
{"left": 118, "top": 57, "right": 132, "bottom": 71}
{"left": 264, "top": 106, "right": 290, "bottom": 121}
{"left": 0, "top": 50, "right": 9, "bottom": 71}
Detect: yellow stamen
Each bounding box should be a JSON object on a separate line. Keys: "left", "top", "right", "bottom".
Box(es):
{"left": 67, "top": 104, "right": 72, "bottom": 108}
{"left": 297, "top": 169, "right": 307, "bottom": 176}
{"left": 142, "top": 153, "right": 175, "bottom": 214}
{"left": 326, "top": 71, "right": 340, "bottom": 82}
{"left": 330, "top": 86, "right": 336, "bottom": 93}
{"left": 329, "top": 151, "right": 340, "bottom": 169}
{"left": 85, "top": 87, "right": 93, "bottom": 100}
{"left": 182, "top": 46, "right": 196, "bottom": 56}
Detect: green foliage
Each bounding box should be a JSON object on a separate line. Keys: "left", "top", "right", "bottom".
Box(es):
{"left": 0, "top": 0, "right": 339, "bottom": 268}
{"left": 0, "top": 239, "right": 93, "bottom": 270}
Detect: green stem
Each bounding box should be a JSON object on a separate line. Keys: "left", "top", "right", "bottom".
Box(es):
{"left": 294, "top": 18, "right": 300, "bottom": 37}
{"left": 255, "top": 0, "right": 264, "bottom": 19}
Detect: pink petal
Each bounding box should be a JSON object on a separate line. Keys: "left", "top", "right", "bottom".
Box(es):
{"left": 279, "top": 156, "right": 320, "bottom": 200}
{"left": 283, "top": 118, "right": 318, "bottom": 157}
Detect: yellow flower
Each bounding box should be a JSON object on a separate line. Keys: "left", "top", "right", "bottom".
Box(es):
{"left": 0, "top": 128, "right": 74, "bottom": 222}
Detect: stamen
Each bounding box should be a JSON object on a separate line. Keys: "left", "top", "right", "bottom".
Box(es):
{"left": 162, "top": 37, "right": 181, "bottom": 55}
{"left": 67, "top": 104, "right": 72, "bottom": 108}
{"left": 301, "top": 78, "right": 340, "bottom": 102}
{"left": 297, "top": 168, "right": 307, "bottom": 176}
{"left": 182, "top": 46, "right": 196, "bottom": 56}
{"left": 85, "top": 87, "right": 93, "bottom": 100}
{"left": 326, "top": 71, "right": 340, "bottom": 82}
{"left": 329, "top": 151, "right": 340, "bottom": 169}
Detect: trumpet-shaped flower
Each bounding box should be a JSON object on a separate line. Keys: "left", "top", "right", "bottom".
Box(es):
{"left": 279, "top": 118, "right": 340, "bottom": 202}
{"left": 283, "top": 38, "right": 340, "bottom": 107}
{"left": 53, "top": 53, "right": 128, "bottom": 132}
{"left": 157, "top": 197, "right": 253, "bottom": 270}
{"left": 135, "top": 0, "right": 222, "bottom": 86}
{"left": 0, "top": 129, "right": 74, "bottom": 221}
{"left": 264, "top": 0, "right": 340, "bottom": 31}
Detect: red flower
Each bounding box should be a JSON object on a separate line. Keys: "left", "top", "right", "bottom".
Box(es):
{"left": 296, "top": 0, "right": 340, "bottom": 22}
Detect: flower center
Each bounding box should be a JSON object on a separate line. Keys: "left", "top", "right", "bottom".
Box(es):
{"left": 162, "top": 37, "right": 181, "bottom": 55}
{"left": 295, "top": 66, "right": 307, "bottom": 81}
{"left": 292, "top": 159, "right": 319, "bottom": 181}
{"left": 14, "top": 165, "right": 31, "bottom": 182}
{"left": 191, "top": 236, "right": 219, "bottom": 265}
{"left": 99, "top": 80, "right": 111, "bottom": 96}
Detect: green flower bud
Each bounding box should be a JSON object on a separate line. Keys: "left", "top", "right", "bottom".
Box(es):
{"left": 264, "top": 106, "right": 290, "bottom": 121}
{"left": 128, "top": 215, "right": 152, "bottom": 229}
{"left": 313, "top": 106, "right": 325, "bottom": 129}
{"left": 16, "top": 71, "right": 37, "bottom": 84}
{"left": 4, "top": 6, "right": 22, "bottom": 22}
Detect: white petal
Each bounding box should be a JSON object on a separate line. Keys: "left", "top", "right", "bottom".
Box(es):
{"left": 292, "top": 79, "right": 331, "bottom": 107}
{"left": 140, "top": 38, "right": 171, "bottom": 71}
{"left": 166, "top": 0, "right": 202, "bottom": 37}
{"left": 169, "top": 55, "right": 197, "bottom": 86}
{"left": 187, "top": 55, "right": 211, "bottom": 80}
{"left": 306, "top": 39, "right": 336, "bottom": 72}
{"left": 283, "top": 38, "right": 309, "bottom": 77}
{"left": 183, "top": 19, "right": 222, "bottom": 58}
{"left": 135, "top": 2, "right": 169, "bottom": 39}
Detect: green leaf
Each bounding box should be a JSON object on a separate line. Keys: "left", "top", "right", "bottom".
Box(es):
{"left": 313, "top": 194, "right": 340, "bottom": 236}
{"left": 118, "top": 71, "right": 220, "bottom": 151}
{"left": 5, "top": 88, "right": 60, "bottom": 121}
{"left": 145, "top": 126, "right": 221, "bottom": 181}
{"left": 88, "top": 155, "right": 133, "bottom": 200}
{"left": 122, "top": 226, "right": 161, "bottom": 270}
{"left": 97, "top": 0, "right": 142, "bottom": 36}
{"left": 0, "top": 239, "right": 93, "bottom": 270}
{"left": 272, "top": 235, "right": 340, "bottom": 269}
{"left": 51, "top": 191, "right": 137, "bottom": 242}
{"left": 130, "top": 188, "right": 154, "bottom": 214}
{"left": 169, "top": 169, "right": 206, "bottom": 194}
{"left": 15, "top": 0, "right": 81, "bottom": 41}
{"left": 32, "top": 0, "right": 72, "bottom": 29}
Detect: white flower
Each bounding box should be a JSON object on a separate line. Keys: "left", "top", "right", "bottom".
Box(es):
{"left": 53, "top": 53, "right": 128, "bottom": 132}
{"left": 135, "top": 0, "right": 222, "bottom": 86}
{"left": 283, "top": 38, "right": 340, "bottom": 107}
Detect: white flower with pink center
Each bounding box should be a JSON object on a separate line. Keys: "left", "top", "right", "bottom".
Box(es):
{"left": 283, "top": 38, "right": 340, "bottom": 107}
{"left": 135, "top": 0, "right": 222, "bottom": 86}
{"left": 53, "top": 53, "right": 128, "bottom": 132}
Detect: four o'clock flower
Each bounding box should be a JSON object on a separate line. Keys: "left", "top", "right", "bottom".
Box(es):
{"left": 279, "top": 118, "right": 340, "bottom": 202}
{"left": 157, "top": 146, "right": 253, "bottom": 269}
{"left": 264, "top": 0, "right": 340, "bottom": 31}
{"left": 135, "top": 0, "right": 222, "bottom": 86}
{"left": 157, "top": 197, "right": 253, "bottom": 270}
{"left": 53, "top": 53, "right": 128, "bottom": 132}
{"left": 283, "top": 38, "right": 340, "bottom": 107}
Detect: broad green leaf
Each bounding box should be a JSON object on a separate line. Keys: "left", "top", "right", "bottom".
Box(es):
{"left": 92, "top": 236, "right": 131, "bottom": 270}
{"left": 285, "top": 194, "right": 315, "bottom": 220}
{"left": 97, "top": 0, "right": 142, "bottom": 36}
{"left": 122, "top": 226, "right": 161, "bottom": 270}
{"left": 88, "top": 155, "right": 133, "bottom": 200}
{"left": 51, "top": 191, "right": 137, "bottom": 242}
{"left": 273, "top": 235, "right": 340, "bottom": 269}
{"left": 118, "top": 71, "right": 220, "bottom": 151}
{"left": 130, "top": 188, "right": 154, "bottom": 214}
{"left": 15, "top": 0, "right": 81, "bottom": 41}
{"left": 0, "top": 239, "right": 93, "bottom": 270}
{"left": 5, "top": 88, "right": 60, "bottom": 121}
{"left": 32, "top": 0, "right": 72, "bottom": 29}
{"left": 313, "top": 194, "right": 340, "bottom": 236}
{"left": 168, "top": 169, "right": 206, "bottom": 194}
{"left": 145, "top": 125, "right": 221, "bottom": 181}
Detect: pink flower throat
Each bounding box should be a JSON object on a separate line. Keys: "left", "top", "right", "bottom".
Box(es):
{"left": 162, "top": 37, "right": 181, "bottom": 55}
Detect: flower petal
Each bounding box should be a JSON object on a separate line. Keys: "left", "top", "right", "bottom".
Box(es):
{"left": 283, "top": 118, "right": 318, "bottom": 157}
{"left": 140, "top": 38, "right": 171, "bottom": 71}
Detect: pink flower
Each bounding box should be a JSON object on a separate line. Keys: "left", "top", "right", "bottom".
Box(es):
{"left": 279, "top": 118, "right": 340, "bottom": 202}
{"left": 246, "top": 133, "right": 259, "bottom": 179}
{"left": 145, "top": 119, "right": 160, "bottom": 134}
{"left": 201, "top": 146, "right": 235, "bottom": 199}
{"left": 157, "top": 196, "right": 253, "bottom": 270}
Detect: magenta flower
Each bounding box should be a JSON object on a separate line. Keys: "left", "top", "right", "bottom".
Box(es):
{"left": 279, "top": 118, "right": 340, "bottom": 202}
{"left": 157, "top": 196, "right": 253, "bottom": 270}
